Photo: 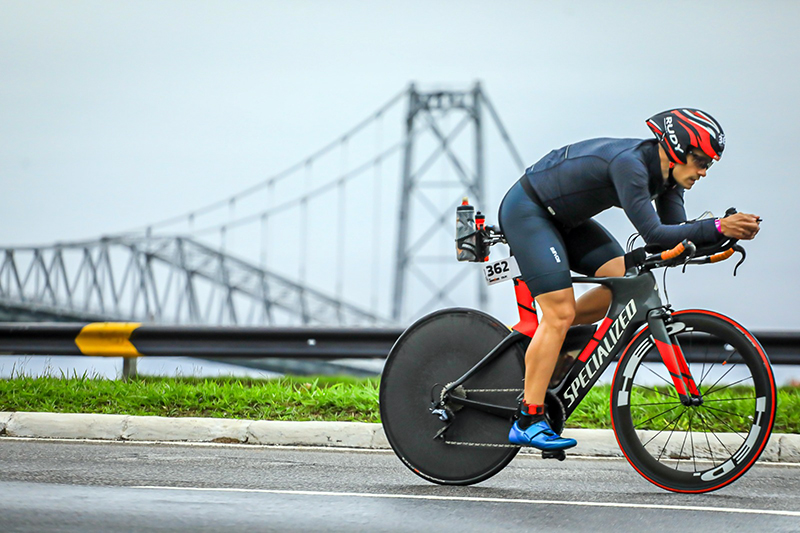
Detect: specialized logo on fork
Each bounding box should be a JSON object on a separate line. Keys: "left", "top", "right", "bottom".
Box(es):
{"left": 563, "top": 299, "right": 637, "bottom": 407}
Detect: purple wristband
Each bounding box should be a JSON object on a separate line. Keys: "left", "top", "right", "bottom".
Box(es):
{"left": 715, "top": 218, "right": 723, "bottom": 233}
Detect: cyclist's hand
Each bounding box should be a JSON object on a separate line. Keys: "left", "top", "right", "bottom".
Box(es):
{"left": 720, "top": 212, "right": 761, "bottom": 240}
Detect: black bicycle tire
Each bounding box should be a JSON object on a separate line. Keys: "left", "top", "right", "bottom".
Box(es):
{"left": 610, "top": 310, "right": 776, "bottom": 493}
{"left": 379, "top": 307, "right": 525, "bottom": 485}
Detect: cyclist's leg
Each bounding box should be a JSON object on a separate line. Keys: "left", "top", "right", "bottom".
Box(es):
{"left": 499, "top": 181, "right": 577, "bottom": 449}
{"left": 573, "top": 257, "right": 624, "bottom": 324}
{"left": 498, "top": 180, "right": 574, "bottom": 408}
{"left": 508, "top": 288, "right": 578, "bottom": 449}
{"left": 525, "top": 288, "right": 575, "bottom": 406}
{"left": 564, "top": 219, "right": 625, "bottom": 325}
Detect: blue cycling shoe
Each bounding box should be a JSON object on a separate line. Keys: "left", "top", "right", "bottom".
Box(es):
{"left": 508, "top": 419, "right": 577, "bottom": 451}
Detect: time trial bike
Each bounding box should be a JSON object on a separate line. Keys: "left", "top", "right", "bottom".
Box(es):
{"left": 379, "top": 211, "right": 776, "bottom": 493}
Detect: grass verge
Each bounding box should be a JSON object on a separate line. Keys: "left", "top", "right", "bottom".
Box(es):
{"left": 0, "top": 375, "right": 798, "bottom": 433}
{"left": 0, "top": 375, "right": 381, "bottom": 422}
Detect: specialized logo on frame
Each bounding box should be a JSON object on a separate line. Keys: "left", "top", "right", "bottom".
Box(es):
{"left": 563, "top": 299, "right": 637, "bottom": 407}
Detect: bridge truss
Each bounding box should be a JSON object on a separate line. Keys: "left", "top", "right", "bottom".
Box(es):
{"left": 0, "top": 236, "right": 388, "bottom": 326}
{"left": 1, "top": 82, "right": 524, "bottom": 326}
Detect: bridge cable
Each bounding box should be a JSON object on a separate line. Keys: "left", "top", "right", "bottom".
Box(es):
{"left": 370, "top": 111, "right": 383, "bottom": 316}
{"left": 135, "top": 88, "right": 408, "bottom": 235}
{"left": 336, "top": 136, "right": 348, "bottom": 312}
{"left": 479, "top": 91, "right": 526, "bottom": 173}
{"left": 184, "top": 136, "right": 413, "bottom": 237}
{"left": 299, "top": 159, "right": 312, "bottom": 289}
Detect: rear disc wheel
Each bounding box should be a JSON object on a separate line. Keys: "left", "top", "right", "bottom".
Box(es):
{"left": 380, "top": 308, "right": 525, "bottom": 485}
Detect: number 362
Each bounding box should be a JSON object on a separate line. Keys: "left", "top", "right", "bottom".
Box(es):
{"left": 485, "top": 261, "right": 510, "bottom": 276}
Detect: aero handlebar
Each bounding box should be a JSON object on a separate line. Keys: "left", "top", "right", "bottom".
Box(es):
{"left": 483, "top": 208, "right": 748, "bottom": 274}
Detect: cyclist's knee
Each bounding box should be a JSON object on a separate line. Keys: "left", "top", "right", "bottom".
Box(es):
{"left": 535, "top": 289, "right": 576, "bottom": 333}
{"left": 545, "top": 306, "right": 576, "bottom": 333}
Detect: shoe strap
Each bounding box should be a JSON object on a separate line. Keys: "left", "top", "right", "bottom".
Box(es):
{"left": 529, "top": 426, "right": 557, "bottom": 440}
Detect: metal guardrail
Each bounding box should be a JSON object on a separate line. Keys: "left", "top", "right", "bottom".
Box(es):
{"left": 743, "top": 331, "right": 800, "bottom": 365}
{"left": 0, "top": 322, "right": 798, "bottom": 364}
{"left": 0, "top": 322, "right": 405, "bottom": 360}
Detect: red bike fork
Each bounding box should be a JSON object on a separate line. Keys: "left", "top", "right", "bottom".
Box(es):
{"left": 647, "top": 311, "right": 701, "bottom": 404}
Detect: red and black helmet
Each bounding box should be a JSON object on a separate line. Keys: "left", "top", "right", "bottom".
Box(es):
{"left": 646, "top": 108, "right": 725, "bottom": 165}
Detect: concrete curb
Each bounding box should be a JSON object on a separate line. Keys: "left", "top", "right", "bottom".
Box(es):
{"left": 1, "top": 411, "right": 798, "bottom": 462}
{"left": 6, "top": 412, "right": 127, "bottom": 440}
{"left": 0, "top": 412, "right": 13, "bottom": 434}
{"left": 122, "top": 415, "right": 251, "bottom": 443}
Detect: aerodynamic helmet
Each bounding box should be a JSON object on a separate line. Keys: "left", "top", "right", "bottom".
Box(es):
{"left": 646, "top": 108, "right": 725, "bottom": 165}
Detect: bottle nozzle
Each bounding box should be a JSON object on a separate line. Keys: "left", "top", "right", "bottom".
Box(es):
{"left": 461, "top": 197, "right": 469, "bottom": 205}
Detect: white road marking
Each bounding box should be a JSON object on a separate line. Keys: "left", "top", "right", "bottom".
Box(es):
{"left": 4, "top": 437, "right": 797, "bottom": 467}
{"left": 132, "top": 486, "right": 800, "bottom": 517}
{"left": 0, "top": 437, "right": 394, "bottom": 453}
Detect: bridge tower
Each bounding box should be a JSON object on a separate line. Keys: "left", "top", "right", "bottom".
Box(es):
{"left": 392, "top": 82, "right": 523, "bottom": 322}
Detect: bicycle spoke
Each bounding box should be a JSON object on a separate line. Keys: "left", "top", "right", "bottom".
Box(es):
{"left": 704, "top": 375, "right": 754, "bottom": 397}
{"left": 701, "top": 406, "right": 750, "bottom": 438}
{"left": 675, "top": 409, "right": 696, "bottom": 470}
{"left": 630, "top": 401, "right": 683, "bottom": 407}
{"left": 693, "top": 331, "right": 707, "bottom": 394}
{"left": 702, "top": 357, "right": 738, "bottom": 398}
{"left": 696, "top": 333, "right": 715, "bottom": 387}
{"left": 702, "top": 397, "right": 755, "bottom": 403}
{"left": 697, "top": 335, "right": 726, "bottom": 388}
{"left": 696, "top": 410, "right": 717, "bottom": 466}
{"left": 633, "top": 404, "right": 682, "bottom": 431}
{"left": 641, "top": 363, "right": 675, "bottom": 388}
{"left": 689, "top": 409, "right": 697, "bottom": 472}
{"left": 697, "top": 409, "right": 734, "bottom": 458}
{"left": 701, "top": 403, "right": 753, "bottom": 420}
{"left": 630, "top": 382, "right": 676, "bottom": 400}
{"left": 642, "top": 407, "right": 688, "bottom": 448}
{"left": 657, "top": 410, "right": 687, "bottom": 462}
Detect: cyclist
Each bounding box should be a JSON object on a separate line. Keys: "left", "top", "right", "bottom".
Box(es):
{"left": 498, "top": 109, "right": 761, "bottom": 450}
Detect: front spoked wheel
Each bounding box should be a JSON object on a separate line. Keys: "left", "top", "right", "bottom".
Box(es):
{"left": 611, "top": 311, "right": 776, "bottom": 493}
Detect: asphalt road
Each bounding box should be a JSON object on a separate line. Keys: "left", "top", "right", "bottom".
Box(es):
{"left": 1, "top": 438, "right": 799, "bottom": 532}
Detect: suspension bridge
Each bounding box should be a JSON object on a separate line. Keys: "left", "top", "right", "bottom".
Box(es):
{"left": 0, "top": 82, "right": 524, "bottom": 327}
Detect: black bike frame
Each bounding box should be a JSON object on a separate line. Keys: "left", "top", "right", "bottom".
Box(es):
{"left": 443, "top": 269, "right": 694, "bottom": 420}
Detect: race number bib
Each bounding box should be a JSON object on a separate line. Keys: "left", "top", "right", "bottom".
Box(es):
{"left": 482, "top": 256, "right": 521, "bottom": 286}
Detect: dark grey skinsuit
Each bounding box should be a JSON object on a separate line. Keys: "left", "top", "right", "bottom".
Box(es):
{"left": 499, "top": 138, "right": 722, "bottom": 296}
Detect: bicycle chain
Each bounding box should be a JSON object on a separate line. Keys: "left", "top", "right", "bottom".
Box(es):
{"left": 439, "top": 387, "right": 523, "bottom": 448}
{"left": 444, "top": 440, "right": 520, "bottom": 448}
{"left": 461, "top": 388, "right": 522, "bottom": 393}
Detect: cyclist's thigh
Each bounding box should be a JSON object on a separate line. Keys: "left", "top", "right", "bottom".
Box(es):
{"left": 564, "top": 219, "right": 624, "bottom": 276}
{"left": 498, "top": 180, "right": 572, "bottom": 297}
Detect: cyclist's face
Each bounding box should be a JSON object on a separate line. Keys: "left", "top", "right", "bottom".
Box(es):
{"left": 673, "top": 150, "right": 712, "bottom": 189}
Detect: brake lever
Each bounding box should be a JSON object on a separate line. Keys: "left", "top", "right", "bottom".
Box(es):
{"left": 732, "top": 244, "right": 746, "bottom": 276}
{"left": 681, "top": 245, "right": 697, "bottom": 274}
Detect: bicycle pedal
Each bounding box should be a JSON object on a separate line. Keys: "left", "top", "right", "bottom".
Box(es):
{"left": 541, "top": 450, "right": 567, "bottom": 461}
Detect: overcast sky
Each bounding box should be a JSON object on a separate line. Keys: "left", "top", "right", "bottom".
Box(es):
{"left": 1, "top": 1, "right": 798, "bottom": 329}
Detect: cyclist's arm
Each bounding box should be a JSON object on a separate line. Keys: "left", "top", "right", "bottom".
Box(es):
{"left": 610, "top": 156, "right": 721, "bottom": 248}
{"left": 654, "top": 186, "right": 686, "bottom": 225}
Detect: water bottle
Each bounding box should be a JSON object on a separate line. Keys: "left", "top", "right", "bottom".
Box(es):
{"left": 475, "top": 211, "right": 488, "bottom": 262}
{"left": 456, "top": 198, "right": 478, "bottom": 262}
